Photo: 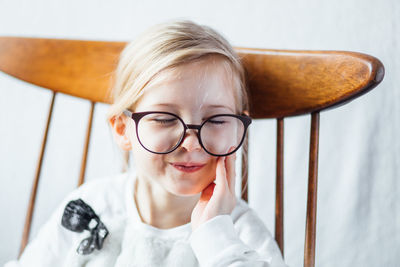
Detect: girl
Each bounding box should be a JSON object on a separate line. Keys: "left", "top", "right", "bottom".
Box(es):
{"left": 6, "top": 20, "right": 287, "bottom": 267}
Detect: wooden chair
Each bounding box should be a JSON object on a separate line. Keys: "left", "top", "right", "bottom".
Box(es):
{"left": 0, "top": 37, "right": 384, "bottom": 267}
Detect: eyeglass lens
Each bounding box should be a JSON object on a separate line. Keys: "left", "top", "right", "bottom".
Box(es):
{"left": 136, "top": 113, "right": 245, "bottom": 155}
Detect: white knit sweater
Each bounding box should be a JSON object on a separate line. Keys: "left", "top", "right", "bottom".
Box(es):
{"left": 5, "top": 172, "right": 287, "bottom": 267}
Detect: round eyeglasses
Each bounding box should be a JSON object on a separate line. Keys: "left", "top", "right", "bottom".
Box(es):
{"left": 123, "top": 110, "right": 252, "bottom": 157}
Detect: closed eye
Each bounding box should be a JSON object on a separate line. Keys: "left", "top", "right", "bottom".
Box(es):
{"left": 208, "top": 119, "right": 226, "bottom": 125}
{"left": 153, "top": 118, "right": 178, "bottom": 124}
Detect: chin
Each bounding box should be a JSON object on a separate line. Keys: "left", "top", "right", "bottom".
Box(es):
{"left": 165, "top": 180, "right": 206, "bottom": 196}
{"left": 170, "top": 185, "right": 202, "bottom": 196}
{"left": 166, "top": 171, "right": 210, "bottom": 190}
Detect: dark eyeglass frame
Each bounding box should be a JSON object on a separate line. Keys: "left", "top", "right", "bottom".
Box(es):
{"left": 123, "top": 110, "right": 252, "bottom": 157}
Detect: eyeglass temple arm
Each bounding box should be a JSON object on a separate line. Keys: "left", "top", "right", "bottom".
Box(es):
{"left": 123, "top": 110, "right": 133, "bottom": 118}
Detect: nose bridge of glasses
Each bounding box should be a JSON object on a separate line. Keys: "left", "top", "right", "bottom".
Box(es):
{"left": 183, "top": 124, "right": 201, "bottom": 140}
{"left": 184, "top": 124, "right": 202, "bottom": 139}
{"left": 181, "top": 124, "right": 202, "bottom": 147}
{"left": 186, "top": 124, "right": 201, "bottom": 131}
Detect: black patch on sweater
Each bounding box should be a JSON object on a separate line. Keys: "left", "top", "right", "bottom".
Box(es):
{"left": 61, "top": 199, "right": 109, "bottom": 255}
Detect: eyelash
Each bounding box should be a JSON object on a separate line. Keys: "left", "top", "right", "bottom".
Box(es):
{"left": 154, "top": 118, "right": 177, "bottom": 124}
{"left": 208, "top": 119, "right": 225, "bottom": 124}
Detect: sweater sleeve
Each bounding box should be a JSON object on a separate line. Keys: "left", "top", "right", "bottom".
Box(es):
{"left": 3, "top": 188, "right": 84, "bottom": 267}
{"left": 189, "top": 213, "right": 288, "bottom": 267}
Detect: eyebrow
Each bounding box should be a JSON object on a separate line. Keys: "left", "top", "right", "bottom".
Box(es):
{"left": 153, "top": 103, "right": 234, "bottom": 111}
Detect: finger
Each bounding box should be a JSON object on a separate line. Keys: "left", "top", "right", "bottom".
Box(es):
{"left": 225, "top": 146, "right": 236, "bottom": 194}
{"left": 215, "top": 156, "right": 228, "bottom": 189}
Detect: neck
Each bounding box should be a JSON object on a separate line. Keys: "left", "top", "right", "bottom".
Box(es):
{"left": 133, "top": 174, "right": 200, "bottom": 229}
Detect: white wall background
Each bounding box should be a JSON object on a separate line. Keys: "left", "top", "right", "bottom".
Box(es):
{"left": 0, "top": 0, "right": 398, "bottom": 266}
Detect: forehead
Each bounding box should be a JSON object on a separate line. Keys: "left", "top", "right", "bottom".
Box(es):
{"left": 134, "top": 57, "right": 238, "bottom": 113}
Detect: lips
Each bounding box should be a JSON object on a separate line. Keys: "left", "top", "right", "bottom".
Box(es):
{"left": 170, "top": 162, "right": 206, "bottom": 173}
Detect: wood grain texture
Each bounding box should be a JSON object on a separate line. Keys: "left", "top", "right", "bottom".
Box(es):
{"left": 237, "top": 47, "right": 384, "bottom": 118}
{"left": 0, "top": 37, "right": 124, "bottom": 103}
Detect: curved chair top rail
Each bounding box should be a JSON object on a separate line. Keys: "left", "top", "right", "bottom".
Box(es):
{"left": 0, "top": 37, "right": 384, "bottom": 118}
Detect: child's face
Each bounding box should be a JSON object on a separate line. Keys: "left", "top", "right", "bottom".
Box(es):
{"left": 125, "top": 57, "right": 239, "bottom": 196}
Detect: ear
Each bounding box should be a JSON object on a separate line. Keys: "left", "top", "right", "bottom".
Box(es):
{"left": 243, "top": 110, "right": 250, "bottom": 116}
{"left": 109, "top": 114, "right": 132, "bottom": 151}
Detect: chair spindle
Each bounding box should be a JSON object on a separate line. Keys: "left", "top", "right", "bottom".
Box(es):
{"left": 19, "top": 91, "right": 57, "bottom": 257}
{"left": 276, "top": 118, "right": 285, "bottom": 256}
{"left": 304, "top": 112, "right": 320, "bottom": 267}
{"left": 78, "top": 101, "right": 95, "bottom": 187}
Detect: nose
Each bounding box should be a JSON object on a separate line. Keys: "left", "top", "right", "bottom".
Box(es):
{"left": 180, "top": 129, "right": 202, "bottom": 152}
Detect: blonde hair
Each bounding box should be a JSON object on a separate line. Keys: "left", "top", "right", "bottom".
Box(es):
{"left": 106, "top": 19, "right": 249, "bottom": 121}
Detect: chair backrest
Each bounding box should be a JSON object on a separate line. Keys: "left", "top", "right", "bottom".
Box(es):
{"left": 0, "top": 37, "right": 384, "bottom": 267}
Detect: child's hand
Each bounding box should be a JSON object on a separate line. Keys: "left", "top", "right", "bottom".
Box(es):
{"left": 191, "top": 147, "right": 237, "bottom": 232}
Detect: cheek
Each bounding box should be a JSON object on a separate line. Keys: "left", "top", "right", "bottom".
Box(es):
{"left": 130, "top": 134, "right": 166, "bottom": 171}
{"left": 202, "top": 158, "right": 218, "bottom": 181}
